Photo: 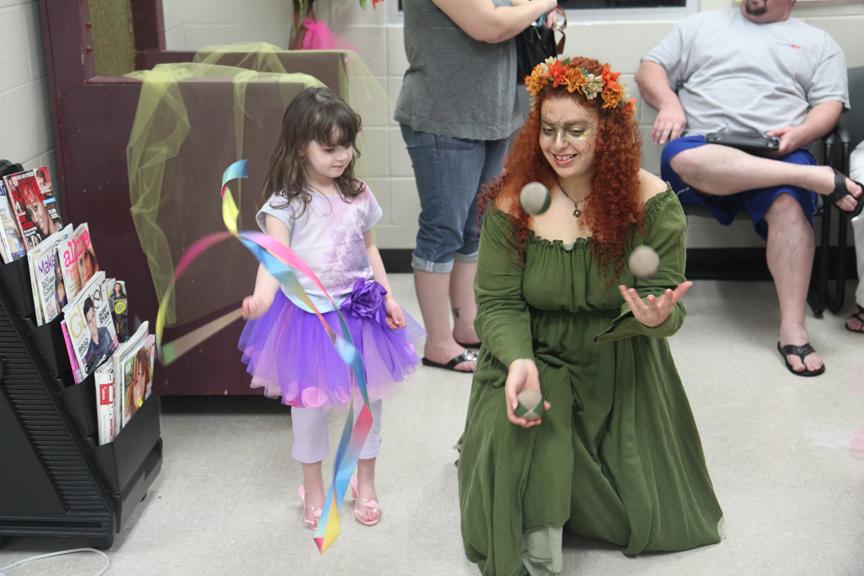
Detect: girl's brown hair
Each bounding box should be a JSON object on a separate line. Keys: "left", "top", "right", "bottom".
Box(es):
{"left": 261, "top": 87, "right": 365, "bottom": 213}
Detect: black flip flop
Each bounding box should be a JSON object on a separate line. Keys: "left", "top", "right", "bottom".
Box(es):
{"left": 845, "top": 305, "right": 864, "bottom": 334}
{"left": 776, "top": 341, "right": 825, "bottom": 377}
{"left": 825, "top": 169, "right": 864, "bottom": 218}
{"left": 455, "top": 339, "right": 481, "bottom": 349}
{"left": 421, "top": 351, "right": 477, "bottom": 372}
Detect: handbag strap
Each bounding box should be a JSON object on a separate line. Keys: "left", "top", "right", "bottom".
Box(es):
{"left": 550, "top": 6, "right": 567, "bottom": 55}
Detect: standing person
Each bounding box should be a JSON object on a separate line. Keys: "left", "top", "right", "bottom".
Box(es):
{"left": 395, "top": 0, "right": 557, "bottom": 373}
{"left": 848, "top": 141, "right": 864, "bottom": 333}
{"left": 458, "top": 57, "right": 722, "bottom": 576}
{"left": 239, "top": 87, "right": 424, "bottom": 530}
{"left": 635, "top": 0, "right": 862, "bottom": 376}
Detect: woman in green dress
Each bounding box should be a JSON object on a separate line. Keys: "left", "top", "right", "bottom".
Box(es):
{"left": 458, "top": 56, "right": 723, "bottom": 576}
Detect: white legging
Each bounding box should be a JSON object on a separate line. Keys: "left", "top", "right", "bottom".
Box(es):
{"left": 290, "top": 400, "right": 383, "bottom": 464}
{"left": 851, "top": 143, "right": 864, "bottom": 309}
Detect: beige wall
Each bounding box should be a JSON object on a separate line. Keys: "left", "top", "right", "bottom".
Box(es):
{"left": 4, "top": 1, "right": 861, "bottom": 249}
{"left": 163, "top": 0, "right": 864, "bottom": 249}
{"left": 0, "top": 0, "right": 55, "bottom": 177}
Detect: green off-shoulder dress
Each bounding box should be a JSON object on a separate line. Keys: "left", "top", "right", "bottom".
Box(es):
{"left": 458, "top": 190, "right": 722, "bottom": 576}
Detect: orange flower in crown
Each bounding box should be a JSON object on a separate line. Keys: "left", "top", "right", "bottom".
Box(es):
{"left": 524, "top": 57, "right": 635, "bottom": 114}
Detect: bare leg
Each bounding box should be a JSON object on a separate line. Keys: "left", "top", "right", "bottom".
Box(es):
{"left": 850, "top": 213, "right": 864, "bottom": 331}
{"left": 450, "top": 260, "right": 480, "bottom": 345}
{"left": 414, "top": 270, "right": 475, "bottom": 371}
{"left": 356, "top": 457, "right": 377, "bottom": 500}
{"left": 849, "top": 147, "right": 864, "bottom": 331}
{"left": 670, "top": 145, "right": 862, "bottom": 211}
{"left": 763, "top": 195, "right": 823, "bottom": 373}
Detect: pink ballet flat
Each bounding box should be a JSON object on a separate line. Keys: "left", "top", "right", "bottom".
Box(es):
{"left": 349, "top": 476, "right": 382, "bottom": 527}
{"left": 298, "top": 485, "right": 323, "bottom": 530}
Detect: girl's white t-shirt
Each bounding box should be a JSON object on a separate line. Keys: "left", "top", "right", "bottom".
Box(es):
{"left": 256, "top": 183, "right": 383, "bottom": 311}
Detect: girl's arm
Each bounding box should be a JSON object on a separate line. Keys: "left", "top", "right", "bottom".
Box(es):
{"left": 364, "top": 231, "right": 405, "bottom": 329}
{"left": 242, "top": 215, "right": 290, "bottom": 320}
{"left": 432, "top": 0, "right": 557, "bottom": 44}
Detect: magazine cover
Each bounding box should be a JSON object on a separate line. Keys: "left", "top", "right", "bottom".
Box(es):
{"left": 113, "top": 322, "right": 149, "bottom": 431}
{"left": 105, "top": 278, "right": 129, "bottom": 342}
{"left": 27, "top": 225, "right": 72, "bottom": 324}
{"left": 0, "top": 179, "right": 26, "bottom": 263}
{"left": 120, "top": 337, "right": 154, "bottom": 427}
{"left": 27, "top": 248, "right": 43, "bottom": 324}
{"left": 75, "top": 223, "right": 99, "bottom": 289}
{"left": 58, "top": 222, "right": 98, "bottom": 300}
{"left": 62, "top": 271, "right": 117, "bottom": 381}
{"left": 4, "top": 169, "right": 63, "bottom": 250}
{"left": 94, "top": 361, "right": 116, "bottom": 445}
{"left": 61, "top": 321, "right": 82, "bottom": 383}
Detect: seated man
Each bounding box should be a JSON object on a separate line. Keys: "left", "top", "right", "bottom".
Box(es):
{"left": 636, "top": 0, "right": 863, "bottom": 377}
{"left": 849, "top": 141, "right": 864, "bottom": 333}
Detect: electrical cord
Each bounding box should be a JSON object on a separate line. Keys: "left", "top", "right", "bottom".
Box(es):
{"left": 0, "top": 547, "right": 110, "bottom": 576}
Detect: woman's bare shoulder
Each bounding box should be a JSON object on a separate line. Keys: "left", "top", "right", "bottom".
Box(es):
{"left": 638, "top": 169, "right": 669, "bottom": 205}
{"left": 494, "top": 194, "right": 520, "bottom": 217}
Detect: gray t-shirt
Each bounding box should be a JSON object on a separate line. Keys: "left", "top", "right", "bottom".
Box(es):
{"left": 644, "top": 10, "right": 848, "bottom": 136}
{"left": 394, "top": 0, "right": 524, "bottom": 141}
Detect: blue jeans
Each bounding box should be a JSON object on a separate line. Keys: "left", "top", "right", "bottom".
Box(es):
{"left": 400, "top": 125, "right": 509, "bottom": 273}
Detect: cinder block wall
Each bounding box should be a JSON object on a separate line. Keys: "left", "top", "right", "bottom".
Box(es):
{"left": 5, "top": 0, "right": 862, "bottom": 250}
{"left": 0, "top": 0, "right": 55, "bottom": 177}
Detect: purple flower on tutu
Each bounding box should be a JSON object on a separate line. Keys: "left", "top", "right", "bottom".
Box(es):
{"left": 341, "top": 278, "right": 387, "bottom": 324}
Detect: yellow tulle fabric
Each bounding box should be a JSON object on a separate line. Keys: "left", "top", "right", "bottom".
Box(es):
{"left": 125, "top": 43, "right": 384, "bottom": 325}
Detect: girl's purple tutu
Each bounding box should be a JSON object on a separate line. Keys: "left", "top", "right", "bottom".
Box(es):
{"left": 238, "top": 279, "right": 424, "bottom": 408}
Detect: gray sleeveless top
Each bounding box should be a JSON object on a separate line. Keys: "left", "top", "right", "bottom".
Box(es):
{"left": 394, "top": 0, "right": 524, "bottom": 141}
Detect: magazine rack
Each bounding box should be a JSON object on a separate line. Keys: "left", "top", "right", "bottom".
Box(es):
{"left": 0, "top": 257, "right": 162, "bottom": 548}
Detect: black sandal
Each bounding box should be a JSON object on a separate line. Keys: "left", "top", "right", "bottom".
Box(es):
{"left": 421, "top": 351, "right": 478, "bottom": 372}
{"left": 776, "top": 342, "right": 825, "bottom": 377}
{"left": 846, "top": 305, "right": 864, "bottom": 334}
{"left": 825, "top": 168, "right": 864, "bottom": 218}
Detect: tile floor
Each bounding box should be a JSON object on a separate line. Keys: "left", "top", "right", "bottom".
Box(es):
{"left": 1, "top": 276, "right": 863, "bottom": 576}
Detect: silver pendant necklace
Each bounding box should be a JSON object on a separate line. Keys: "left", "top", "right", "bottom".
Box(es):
{"left": 558, "top": 183, "right": 584, "bottom": 219}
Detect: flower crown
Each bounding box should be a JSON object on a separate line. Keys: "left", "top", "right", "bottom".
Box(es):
{"left": 524, "top": 57, "right": 635, "bottom": 113}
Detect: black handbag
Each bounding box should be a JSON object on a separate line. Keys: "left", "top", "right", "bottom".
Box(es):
{"left": 705, "top": 131, "right": 780, "bottom": 155}
{"left": 515, "top": 7, "right": 567, "bottom": 82}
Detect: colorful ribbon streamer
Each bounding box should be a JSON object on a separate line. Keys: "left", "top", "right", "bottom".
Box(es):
{"left": 155, "top": 160, "right": 373, "bottom": 552}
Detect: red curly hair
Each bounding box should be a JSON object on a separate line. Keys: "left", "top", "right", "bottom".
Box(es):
{"left": 483, "top": 57, "right": 643, "bottom": 275}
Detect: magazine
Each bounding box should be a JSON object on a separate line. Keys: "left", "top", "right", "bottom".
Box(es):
{"left": 61, "top": 321, "right": 81, "bottom": 380}
{"left": 58, "top": 223, "right": 98, "bottom": 300}
{"left": 4, "top": 169, "right": 63, "bottom": 251}
{"left": 105, "top": 278, "right": 129, "bottom": 343}
{"left": 61, "top": 271, "right": 117, "bottom": 383}
{"left": 112, "top": 322, "right": 151, "bottom": 430}
{"left": 0, "top": 179, "right": 25, "bottom": 263}
{"left": 94, "top": 361, "right": 116, "bottom": 445}
{"left": 27, "top": 225, "right": 72, "bottom": 324}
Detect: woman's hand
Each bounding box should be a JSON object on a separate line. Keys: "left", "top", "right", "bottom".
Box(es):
{"left": 384, "top": 295, "right": 406, "bottom": 329}
{"left": 242, "top": 294, "right": 270, "bottom": 320}
{"left": 543, "top": 5, "right": 566, "bottom": 31}
{"left": 618, "top": 280, "right": 693, "bottom": 328}
{"left": 504, "top": 359, "right": 551, "bottom": 428}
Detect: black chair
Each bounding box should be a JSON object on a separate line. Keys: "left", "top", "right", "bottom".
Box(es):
{"left": 823, "top": 65, "right": 864, "bottom": 314}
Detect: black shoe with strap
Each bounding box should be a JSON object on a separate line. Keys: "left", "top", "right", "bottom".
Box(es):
{"left": 825, "top": 168, "right": 864, "bottom": 218}
{"left": 776, "top": 341, "right": 826, "bottom": 377}
{"left": 846, "top": 305, "right": 864, "bottom": 334}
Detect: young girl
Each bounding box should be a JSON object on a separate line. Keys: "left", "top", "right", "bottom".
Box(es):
{"left": 239, "top": 87, "right": 423, "bottom": 530}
